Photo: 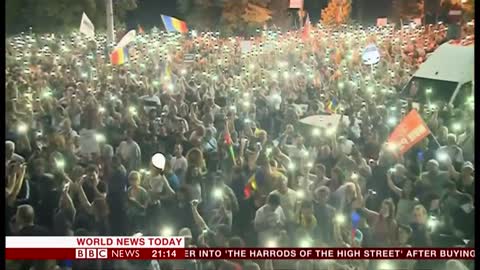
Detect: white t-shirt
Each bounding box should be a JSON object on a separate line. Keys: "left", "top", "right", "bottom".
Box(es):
{"left": 339, "top": 139, "right": 354, "bottom": 155}
{"left": 254, "top": 205, "right": 286, "bottom": 245}
{"left": 270, "top": 189, "right": 297, "bottom": 223}
{"left": 78, "top": 129, "right": 99, "bottom": 156}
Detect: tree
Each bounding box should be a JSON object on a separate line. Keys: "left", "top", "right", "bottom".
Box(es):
{"left": 267, "top": 0, "right": 292, "bottom": 29}
{"left": 392, "top": 0, "right": 424, "bottom": 22}
{"left": 6, "top": 0, "right": 137, "bottom": 35}
{"left": 321, "top": 0, "right": 352, "bottom": 25}
{"left": 462, "top": 0, "right": 474, "bottom": 20}
{"left": 177, "top": 0, "right": 274, "bottom": 35}
{"left": 224, "top": 1, "right": 272, "bottom": 35}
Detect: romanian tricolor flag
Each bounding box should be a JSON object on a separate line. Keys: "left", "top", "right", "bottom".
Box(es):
{"left": 110, "top": 47, "right": 128, "bottom": 65}
{"left": 326, "top": 97, "right": 339, "bottom": 114}
{"left": 161, "top": 15, "right": 188, "bottom": 33}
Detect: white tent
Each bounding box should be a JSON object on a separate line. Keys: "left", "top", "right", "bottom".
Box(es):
{"left": 413, "top": 43, "right": 474, "bottom": 85}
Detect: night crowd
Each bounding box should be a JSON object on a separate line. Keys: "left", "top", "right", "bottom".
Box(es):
{"left": 5, "top": 19, "right": 475, "bottom": 270}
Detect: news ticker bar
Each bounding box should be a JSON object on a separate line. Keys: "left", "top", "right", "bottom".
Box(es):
{"left": 5, "top": 248, "right": 475, "bottom": 260}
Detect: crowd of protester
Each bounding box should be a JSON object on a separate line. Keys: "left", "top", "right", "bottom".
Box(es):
{"left": 5, "top": 20, "right": 475, "bottom": 270}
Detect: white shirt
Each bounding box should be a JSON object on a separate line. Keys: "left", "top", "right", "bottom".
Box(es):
{"left": 270, "top": 189, "right": 297, "bottom": 223}
{"left": 254, "top": 204, "right": 286, "bottom": 245}
{"left": 266, "top": 92, "right": 282, "bottom": 110}
{"left": 338, "top": 139, "right": 354, "bottom": 155}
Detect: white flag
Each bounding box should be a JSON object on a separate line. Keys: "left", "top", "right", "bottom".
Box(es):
{"left": 79, "top": 12, "right": 95, "bottom": 38}
{"left": 116, "top": 30, "right": 136, "bottom": 49}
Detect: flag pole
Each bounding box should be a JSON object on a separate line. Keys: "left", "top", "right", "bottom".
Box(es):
{"left": 106, "top": 0, "right": 115, "bottom": 45}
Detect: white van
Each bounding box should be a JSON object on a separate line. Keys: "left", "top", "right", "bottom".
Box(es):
{"left": 401, "top": 42, "right": 474, "bottom": 108}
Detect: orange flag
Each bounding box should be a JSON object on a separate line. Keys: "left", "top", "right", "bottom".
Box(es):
{"left": 302, "top": 14, "right": 311, "bottom": 41}
{"left": 138, "top": 25, "right": 144, "bottom": 34}
{"left": 387, "top": 110, "right": 431, "bottom": 155}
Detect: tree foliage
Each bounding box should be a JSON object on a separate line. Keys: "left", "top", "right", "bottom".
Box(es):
{"left": 321, "top": 0, "right": 352, "bottom": 25}
{"left": 6, "top": 0, "right": 137, "bottom": 35}
{"left": 392, "top": 0, "right": 424, "bottom": 21}
{"left": 177, "top": 0, "right": 287, "bottom": 35}
{"left": 462, "top": 0, "right": 474, "bottom": 20}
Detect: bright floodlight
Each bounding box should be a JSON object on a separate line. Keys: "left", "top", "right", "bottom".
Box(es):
{"left": 152, "top": 153, "right": 166, "bottom": 170}
{"left": 312, "top": 128, "right": 320, "bottom": 136}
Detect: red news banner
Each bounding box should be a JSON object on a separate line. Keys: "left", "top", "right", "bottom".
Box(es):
{"left": 5, "top": 237, "right": 475, "bottom": 260}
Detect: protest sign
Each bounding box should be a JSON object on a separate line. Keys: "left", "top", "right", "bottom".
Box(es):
{"left": 184, "top": 54, "right": 195, "bottom": 63}
{"left": 412, "top": 18, "right": 422, "bottom": 27}
{"left": 289, "top": 0, "right": 304, "bottom": 9}
{"left": 377, "top": 18, "right": 387, "bottom": 27}
{"left": 387, "top": 110, "right": 431, "bottom": 155}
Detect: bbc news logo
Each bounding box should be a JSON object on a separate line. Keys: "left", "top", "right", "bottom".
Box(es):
{"left": 76, "top": 249, "right": 108, "bottom": 259}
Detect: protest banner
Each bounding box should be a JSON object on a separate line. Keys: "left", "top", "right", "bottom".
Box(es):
{"left": 184, "top": 54, "right": 195, "bottom": 63}
{"left": 300, "top": 114, "right": 342, "bottom": 129}
{"left": 377, "top": 18, "right": 387, "bottom": 27}
{"left": 412, "top": 18, "right": 422, "bottom": 27}
{"left": 387, "top": 110, "right": 431, "bottom": 155}
{"left": 290, "top": 0, "right": 304, "bottom": 9}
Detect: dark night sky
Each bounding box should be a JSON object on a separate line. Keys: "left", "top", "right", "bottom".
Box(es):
{"left": 127, "top": 0, "right": 392, "bottom": 30}
{"left": 126, "top": 0, "right": 179, "bottom": 30}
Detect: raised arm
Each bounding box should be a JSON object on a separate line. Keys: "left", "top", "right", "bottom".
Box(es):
{"left": 191, "top": 200, "right": 209, "bottom": 232}
{"left": 75, "top": 180, "right": 93, "bottom": 214}
{"left": 59, "top": 184, "right": 76, "bottom": 217}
